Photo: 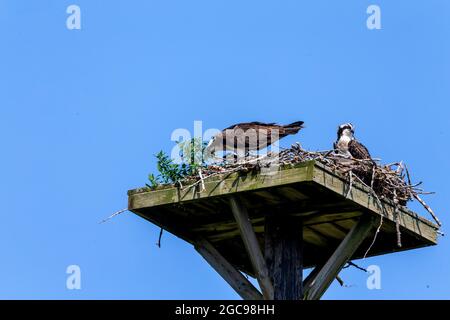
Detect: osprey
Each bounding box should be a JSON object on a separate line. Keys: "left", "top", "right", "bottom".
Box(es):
{"left": 334, "top": 123, "right": 372, "bottom": 160}
{"left": 206, "top": 121, "right": 304, "bottom": 157}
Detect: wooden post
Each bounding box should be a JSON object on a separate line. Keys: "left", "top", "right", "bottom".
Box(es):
{"left": 304, "top": 214, "right": 374, "bottom": 300}
{"left": 194, "top": 237, "right": 263, "bottom": 300}
{"left": 229, "top": 196, "right": 274, "bottom": 300}
{"left": 265, "top": 215, "right": 303, "bottom": 300}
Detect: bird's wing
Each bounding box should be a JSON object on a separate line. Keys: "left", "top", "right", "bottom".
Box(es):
{"left": 348, "top": 139, "right": 372, "bottom": 160}
{"left": 224, "top": 121, "right": 276, "bottom": 130}
{"left": 218, "top": 121, "right": 303, "bottom": 151}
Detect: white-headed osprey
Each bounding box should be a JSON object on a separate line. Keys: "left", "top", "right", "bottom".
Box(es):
{"left": 206, "top": 121, "right": 304, "bottom": 156}
{"left": 334, "top": 123, "right": 372, "bottom": 160}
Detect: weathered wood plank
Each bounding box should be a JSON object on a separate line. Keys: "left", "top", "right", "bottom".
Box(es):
{"left": 208, "top": 226, "right": 264, "bottom": 242}
{"left": 204, "top": 212, "right": 361, "bottom": 243}
{"left": 276, "top": 186, "right": 309, "bottom": 201}
{"left": 309, "top": 223, "right": 348, "bottom": 240}
{"left": 194, "top": 237, "right": 263, "bottom": 300}
{"left": 265, "top": 215, "right": 303, "bottom": 300}
{"left": 229, "top": 197, "right": 274, "bottom": 300}
{"left": 129, "top": 161, "right": 315, "bottom": 209}
{"left": 304, "top": 214, "right": 375, "bottom": 300}
{"left": 311, "top": 164, "right": 438, "bottom": 244}
{"left": 303, "top": 227, "right": 332, "bottom": 248}
{"left": 253, "top": 190, "right": 284, "bottom": 204}
{"left": 193, "top": 217, "right": 266, "bottom": 233}
{"left": 301, "top": 211, "right": 362, "bottom": 226}
{"left": 194, "top": 203, "right": 359, "bottom": 233}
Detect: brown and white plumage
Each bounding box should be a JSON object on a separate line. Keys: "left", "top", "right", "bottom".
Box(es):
{"left": 334, "top": 123, "right": 372, "bottom": 160}
{"left": 348, "top": 139, "right": 371, "bottom": 160}
{"left": 206, "top": 121, "right": 304, "bottom": 156}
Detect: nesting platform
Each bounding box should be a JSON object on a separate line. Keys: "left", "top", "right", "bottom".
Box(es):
{"left": 128, "top": 160, "right": 439, "bottom": 300}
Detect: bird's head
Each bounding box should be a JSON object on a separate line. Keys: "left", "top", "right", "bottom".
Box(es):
{"left": 337, "top": 123, "right": 355, "bottom": 139}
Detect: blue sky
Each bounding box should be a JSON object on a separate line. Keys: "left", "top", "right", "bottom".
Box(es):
{"left": 0, "top": 0, "right": 449, "bottom": 299}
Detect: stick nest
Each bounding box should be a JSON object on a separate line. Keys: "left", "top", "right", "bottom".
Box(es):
{"left": 183, "top": 143, "right": 441, "bottom": 228}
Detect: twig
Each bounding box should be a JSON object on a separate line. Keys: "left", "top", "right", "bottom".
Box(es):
{"left": 156, "top": 228, "right": 164, "bottom": 248}
{"left": 344, "top": 261, "right": 367, "bottom": 272}
{"left": 393, "top": 189, "right": 402, "bottom": 247}
{"left": 364, "top": 216, "right": 383, "bottom": 259}
{"left": 404, "top": 164, "right": 440, "bottom": 226}
{"left": 99, "top": 208, "right": 128, "bottom": 224}
{"left": 336, "top": 275, "right": 345, "bottom": 287}
{"left": 413, "top": 194, "right": 442, "bottom": 226}
{"left": 198, "top": 168, "right": 206, "bottom": 192}
{"left": 345, "top": 171, "right": 353, "bottom": 198}
{"left": 370, "top": 165, "right": 376, "bottom": 190}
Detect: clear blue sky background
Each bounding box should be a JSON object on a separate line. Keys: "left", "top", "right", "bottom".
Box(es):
{"left": 0, "top": 0, "right": 449, "bottom": 299}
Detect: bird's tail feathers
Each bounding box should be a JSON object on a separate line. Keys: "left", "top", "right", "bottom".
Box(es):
{"left": 283, "top": 121, "right": 304, "bottom": 133}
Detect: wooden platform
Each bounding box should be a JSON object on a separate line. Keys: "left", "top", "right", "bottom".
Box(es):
{"left": 128, "top": 160, "right": 439, "bottom": 299}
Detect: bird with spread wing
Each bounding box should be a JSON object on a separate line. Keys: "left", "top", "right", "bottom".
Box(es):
{"left": 205, "top": 121, "right": 304, "bottom": 159}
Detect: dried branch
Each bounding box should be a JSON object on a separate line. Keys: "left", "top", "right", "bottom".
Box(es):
{"left": 156, "top": 228, "right": 164, "bottom": 248}
{"left": 364, "top": 216, "right": 383, "bottom": 259}
{"left": 413, "top": 194, "right": 441, "bottom": 226}
{"left": 336, "top": 275, "right": 345, "bottom": 287}
{"left": 344, "top": 261, "right": 367, "bottom": 272}
{"left": 345, "top": 171, "right": 353, "bottom": 199}
{"left": 198, "top": 168, "right": 206, "bottom": 192}
{"left": 99, "top": 208, "right": 128, "bottom": 224}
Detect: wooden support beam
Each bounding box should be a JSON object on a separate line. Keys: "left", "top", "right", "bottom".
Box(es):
{"left": 194, "top": 237, "right": 263, "bottom": 300}
{"left": 303, "top": 260, "right": 342, "bottom": 292}
{"left": 303, "top": 263, "right": 323, "bottom": 291}
{"left": 265, "top": 215, "right": 303, "bottom": 300}
{"left": 229, "top": 196, "right": 274, "bottom": 300}
{"left": 304, "top": 214, "right": 374, "bottom": 300}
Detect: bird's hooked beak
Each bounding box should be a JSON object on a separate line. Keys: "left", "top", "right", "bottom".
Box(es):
{"left": 349, "top": 123, "right": 355, "bottom": 134}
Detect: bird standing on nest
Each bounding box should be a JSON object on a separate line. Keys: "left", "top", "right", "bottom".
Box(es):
{"left": 206, "top": 121, "right": 304, "bottom": 159}
{"left": 334, "top": 123, "right": 373, "bottom": 161}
